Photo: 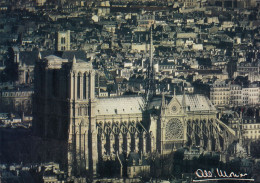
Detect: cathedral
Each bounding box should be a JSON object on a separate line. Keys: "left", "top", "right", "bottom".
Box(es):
{"left": 33, "top": 54, "right": 237, "bottom": 176}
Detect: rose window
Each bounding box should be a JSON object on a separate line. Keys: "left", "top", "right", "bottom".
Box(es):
{"left": 165, "top": 118, "right": 183, "bottom": 140}
{"left": 170, "top": 105, "right": 180, "bottom": 114}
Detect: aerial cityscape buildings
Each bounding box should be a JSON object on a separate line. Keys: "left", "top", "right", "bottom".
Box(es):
{"left": 0, "top": 0, "right": 260, "bottom": 182}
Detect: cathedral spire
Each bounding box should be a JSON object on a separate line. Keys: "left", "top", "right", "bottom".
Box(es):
{"left": 38, "top": 51, "right": 42, "bottom": 60}
{"left": 162, "top": 92, "right": 166, "bottom": 108}
{"left": 173, "top": 143, "right": 177, "bottom": 151}
{"left": 145, "top": 25, "right": 155, "bottom": 101}
{"left": 150, "top": 26, "right": 153, "bottom": 68}
{"left": 73, "top": 55, "right": 76, "bottom": 64}
{"left": 161, "top": 92, "right": 166, "bottom": 114}
{"left": 182, "top": 88, "right": 186, "bottom": 112}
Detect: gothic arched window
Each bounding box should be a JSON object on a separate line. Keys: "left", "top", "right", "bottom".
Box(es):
{"left": 83, "top": 73, "right": 87, "bottom": 99}
{"left": 61, "top": 37, "right": 66, "bottom": 44}
{"left": 77, "top": 73, "right": 80, "bottom": 99}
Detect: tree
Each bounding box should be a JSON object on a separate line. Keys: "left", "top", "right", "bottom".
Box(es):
{"left": 172, "top": 149, "right": 184, "bottom": 179}
{"left": 2, "top": 47, "right": 18, "bottom": 82}
{"left": 251, "top": 140, "right": 260, "bottom": 158}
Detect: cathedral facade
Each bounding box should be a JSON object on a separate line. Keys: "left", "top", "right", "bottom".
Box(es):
{"left": 33, "top": 55, "right": 237, "bottom": 176}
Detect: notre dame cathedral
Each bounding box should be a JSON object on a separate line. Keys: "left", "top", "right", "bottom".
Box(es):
{"left": 33, "top": 54, "right": 237, "bottom": 176}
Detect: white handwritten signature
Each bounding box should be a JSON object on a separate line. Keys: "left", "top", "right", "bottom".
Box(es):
{"left": 193, "top": 169, "right": 254, "bottom": 182}
{"left": 195, "top": 168, "right": 247, "bottom": 178}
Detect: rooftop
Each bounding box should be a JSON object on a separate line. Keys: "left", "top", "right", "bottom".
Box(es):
{"left": 96, "top": 96, "right": 145, "bottom": 115}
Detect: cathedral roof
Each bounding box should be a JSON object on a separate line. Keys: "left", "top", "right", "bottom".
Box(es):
{"left": 96, "top": 96, "right": 145, "bottom": 115}
{"left": 175, "top": 94, "right": 216, "bottom": 112}
{"left": 150, "top": 94, "right": 216, "bottom": 112}
{"left": 96, "top": 94, "right": 215, "bottom": 116}
{"left": 61, "top": 51, "right": 86, "bottom": 62}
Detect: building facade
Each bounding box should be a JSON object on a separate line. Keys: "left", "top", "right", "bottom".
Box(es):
{"left": 242, "top": 87, "right": 259, "bottom": 106}
{"left": 210, "top": 81, "right": 230, "bottom": 106}
{"left": 229, "top": 116, "right": 260, "bottom": 141}
{"left": 234, "top": 61, "right": 260, "bottom": 82}
{"left": 210, "top": 82, "right": 260, "bottom": 107}
{"left": 0, "top": 88, "right": 33, "bottom": 115}
{"left": 230, "top": 84, "right": 243, "bottom": 106}
{"left": 209, "top": 0, "right": 257, "bottom": 8}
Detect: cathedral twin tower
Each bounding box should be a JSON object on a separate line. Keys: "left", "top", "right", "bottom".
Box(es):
{"left": 33, "top": 55, "right": 154, "bottom": 176}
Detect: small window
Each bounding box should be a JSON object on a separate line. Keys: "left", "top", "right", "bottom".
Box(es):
{"left": 78, "top": 108, "right": 81, "bottom": 116}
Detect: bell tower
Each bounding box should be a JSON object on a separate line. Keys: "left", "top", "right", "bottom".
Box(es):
{"left": 56, "top": 30, "right": 71, "bottom": 51}
{"left": 33, "top": 55, "right": 97, "bottom": 177}
{"left": 67, "top": 56, "right": 97, "bottom": 177}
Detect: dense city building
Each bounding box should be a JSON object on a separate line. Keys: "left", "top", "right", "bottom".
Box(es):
{"left": 0, "top": 0, "right": 260, "bottom": 181}
{"left": 210, "top": 81, "right": 260, "bottom": 107}
{"left": 229, "top": 115, "right": 260, "bottom": 140}
{"left": 0, "top": 88, "right": 33, "bottom": 115}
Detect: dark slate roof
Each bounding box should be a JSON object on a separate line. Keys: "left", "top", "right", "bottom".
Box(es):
{"left": 19, "top": 50, "right": 86, "bottom": 66}
{"left": 19, "top": 51, "right": 42, "bottom": 65}
{"left": 61, "top": 51, "right": 86, "bottom": 62}
{"left": 19, "top": 51, "right": 60, "bottom": 66}
{"left": 197, "top": 70, "right": 223, "bottom": 74}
